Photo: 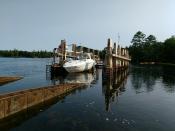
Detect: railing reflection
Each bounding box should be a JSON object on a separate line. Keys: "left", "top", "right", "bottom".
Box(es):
{"left": 102, "top": 68, "right": 129, "bottom": 111}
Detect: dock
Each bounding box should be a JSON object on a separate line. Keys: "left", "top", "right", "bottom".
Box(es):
{"left": 47, "top": 38, "right": 131, "bottom": 77}
{"left": 48, "top": 39, "right": 100, "bottom": 76}
{"left": 103, "top": 38, "right": 131, "bottom": 77}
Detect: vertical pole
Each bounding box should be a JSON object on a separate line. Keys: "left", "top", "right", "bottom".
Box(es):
{"left": 63, "top": 41, "right": 66, "bottom": 61}
{"left": 53, "top": 48, "right": 56, "bottom": 64}
{"left": 113, "top": 42, "right": 117, "bottom": 70}
{"left": 60, "top": 39, "right": 66, "bottom": 65}
{"left": 104, "top": 38, "right": 113, "bottom": 77}
{"left": 105, "top": 38, "right": 113, "bottom": 68}
{"left": 113, "top": 42, "right": 117, "bottom": 55}
{"left": 117, "top": 45, "right": 120, "bottom": 69}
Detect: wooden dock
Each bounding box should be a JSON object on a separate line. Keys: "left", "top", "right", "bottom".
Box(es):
{"left": 103, "top": 38, "right": 131, "bottom": 77}
{"left": 47, "top": 38, "right": 131, "bottom": 77}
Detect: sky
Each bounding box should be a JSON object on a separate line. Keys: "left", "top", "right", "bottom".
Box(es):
{"left": 0, "top": 0, "right": 175, "bottom": 51}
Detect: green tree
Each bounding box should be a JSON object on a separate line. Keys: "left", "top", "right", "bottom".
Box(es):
{"left": 131, "top": 31, "right": 146, "bottom": 47}
{"left": 162, "top": 36, "right": 175, "bottom": 63}
{"left": 129, "top": 31, "right": 146, "bottom": 63}
{"left": 129, "top": 32, "right": 175, "bottom": 64}
{"left": 143, "top": 35, "right": 157, "bottom": 62}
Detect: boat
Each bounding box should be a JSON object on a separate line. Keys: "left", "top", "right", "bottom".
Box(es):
{"left": 63, "top": 53, "right": 95, "bottom": 73}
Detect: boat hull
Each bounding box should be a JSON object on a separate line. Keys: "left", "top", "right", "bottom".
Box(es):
{"left": 63, "top": 59, "right": 95, "bottom": 73}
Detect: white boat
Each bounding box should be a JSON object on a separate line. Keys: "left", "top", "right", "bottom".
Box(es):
{"left": 63, "top": 53, "right": 95, "bottom": 73}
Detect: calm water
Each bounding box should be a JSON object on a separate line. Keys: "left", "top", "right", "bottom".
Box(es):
{"left": 0, "top": 58, "right": 175, "bottom": 131}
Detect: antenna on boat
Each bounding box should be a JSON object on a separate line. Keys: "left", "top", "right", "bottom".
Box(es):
{"left": 118, "top": 33, "right": 120, "bottom": 44}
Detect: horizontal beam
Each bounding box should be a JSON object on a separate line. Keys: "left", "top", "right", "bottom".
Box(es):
{"left": 112, "top": 54, "right": 131, "bottom": 61}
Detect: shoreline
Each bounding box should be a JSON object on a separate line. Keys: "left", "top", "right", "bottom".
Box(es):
{"left": 0, "top": 76, "right": 23, "bottom": 86}
{"left": 140, "top": 62, "right": 175, "bottom": 66}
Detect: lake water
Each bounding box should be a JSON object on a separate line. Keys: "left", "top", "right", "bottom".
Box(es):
{"left": 0, "top": 58, "right": 175, "bottom": 131}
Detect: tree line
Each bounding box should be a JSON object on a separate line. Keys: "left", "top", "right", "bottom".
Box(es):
{"left": 0, "top": 49, "right": 53, "bottom": 58}
{"left": 128, "top": 31, "right": 175, "bottom": 64}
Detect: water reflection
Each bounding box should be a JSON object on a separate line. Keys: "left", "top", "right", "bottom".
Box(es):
{"left": 102, "top": 68, "right": 129, "bottom": 111}
{"left": 131, "top": 65, "right": 175, "bottom": 93}
{"left": 162, "top": 66, "right": 175, "bottom": 92}
{"left": 50, "top": 72, "right": 97, "bottom": 85}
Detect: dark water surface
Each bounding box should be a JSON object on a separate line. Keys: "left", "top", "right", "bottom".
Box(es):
{"left": 0, "top": 58, "right": 175, "bottom": 131}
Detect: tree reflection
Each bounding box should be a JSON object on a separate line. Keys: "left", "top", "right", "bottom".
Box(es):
{"left": 131, "top": 65, "right": 175, "bottom": 93}
{"left": 162, "top": 66, "right": 175, "bottom": 93}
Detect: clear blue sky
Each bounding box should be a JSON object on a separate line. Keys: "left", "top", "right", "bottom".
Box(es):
{"left": 0, "top": 0, "right": 175, "bottom": 51}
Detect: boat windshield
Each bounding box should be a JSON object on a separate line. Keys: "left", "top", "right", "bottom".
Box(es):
{"left": 77, "top": 53, "right": 91, "bottom": 60}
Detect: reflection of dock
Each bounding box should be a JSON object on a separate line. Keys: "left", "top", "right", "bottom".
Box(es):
{"left": 102, "top": 68, "right": 129, "bottom": 111}
{"left": 0, "top": 83, "right": 84, "bottom": 120}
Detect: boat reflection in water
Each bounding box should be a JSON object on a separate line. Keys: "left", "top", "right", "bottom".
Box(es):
{"left": 102, "top": 68, "right": 129, "bottom": 111}
{"left": 51, "top": 72, "right": 96, "bottom": 85}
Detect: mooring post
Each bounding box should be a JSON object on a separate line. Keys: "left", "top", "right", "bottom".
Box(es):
{"left": 63, "top": 41, "right": 66, "bottom": 61}
{"left": 104, "top": 38, "right": 113, "bottom": 77}
{"left": 121, "top": 48, "right": 124, "bottom": 68}
{"left": 59, "top": 39, "right": 67, "bottom": 65}
{"left": 117, "top": 45, "right": 121, "bottom": 69}
{"left": 113, "top": 42, "right": 117, "bottom": 70}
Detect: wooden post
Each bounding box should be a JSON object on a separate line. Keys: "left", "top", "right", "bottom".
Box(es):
{"left": 117, "top": 45, "right": 120, "bottom": 56}
{"left": 117, "top": 45, "right": 120, "bottom": 69}
{"left": 53, "top": 48, "right": 57, "bottom": 64}
{"left": 113, "top": 42, "right": 117, "bottom": 69}
{"left": 105, "top": 38, "right": 113, "bottom": 68}
{"left": 104, "top": 38, "right": 113, "bottom": 77}
{"left": 113, "top": 42, "right": 117, "bottom": 54}
{"left": 63, "top": 41, "right": 66, "bottom": 61}
{"left": 59, "top": 39, "right": 66, "bottom": 65}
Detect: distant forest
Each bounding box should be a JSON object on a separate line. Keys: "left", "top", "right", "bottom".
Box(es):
{"left": 128, "top": 31, "right": 175, "bottom": 64}
{"left": 1, "top": 32, "right": 175, "bottom": 63}
{"left": 0, "top": 50, "right": 53, "bottom": 58}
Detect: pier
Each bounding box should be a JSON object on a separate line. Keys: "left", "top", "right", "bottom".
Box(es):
{"left": 104, "top": 38, "right": 131, "bottom": 77}
{"left": 47, "top": 39, "right": 101, "bottom": 76}
{"left": 48, "top": 39, "right": 131, "bottom": 76}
